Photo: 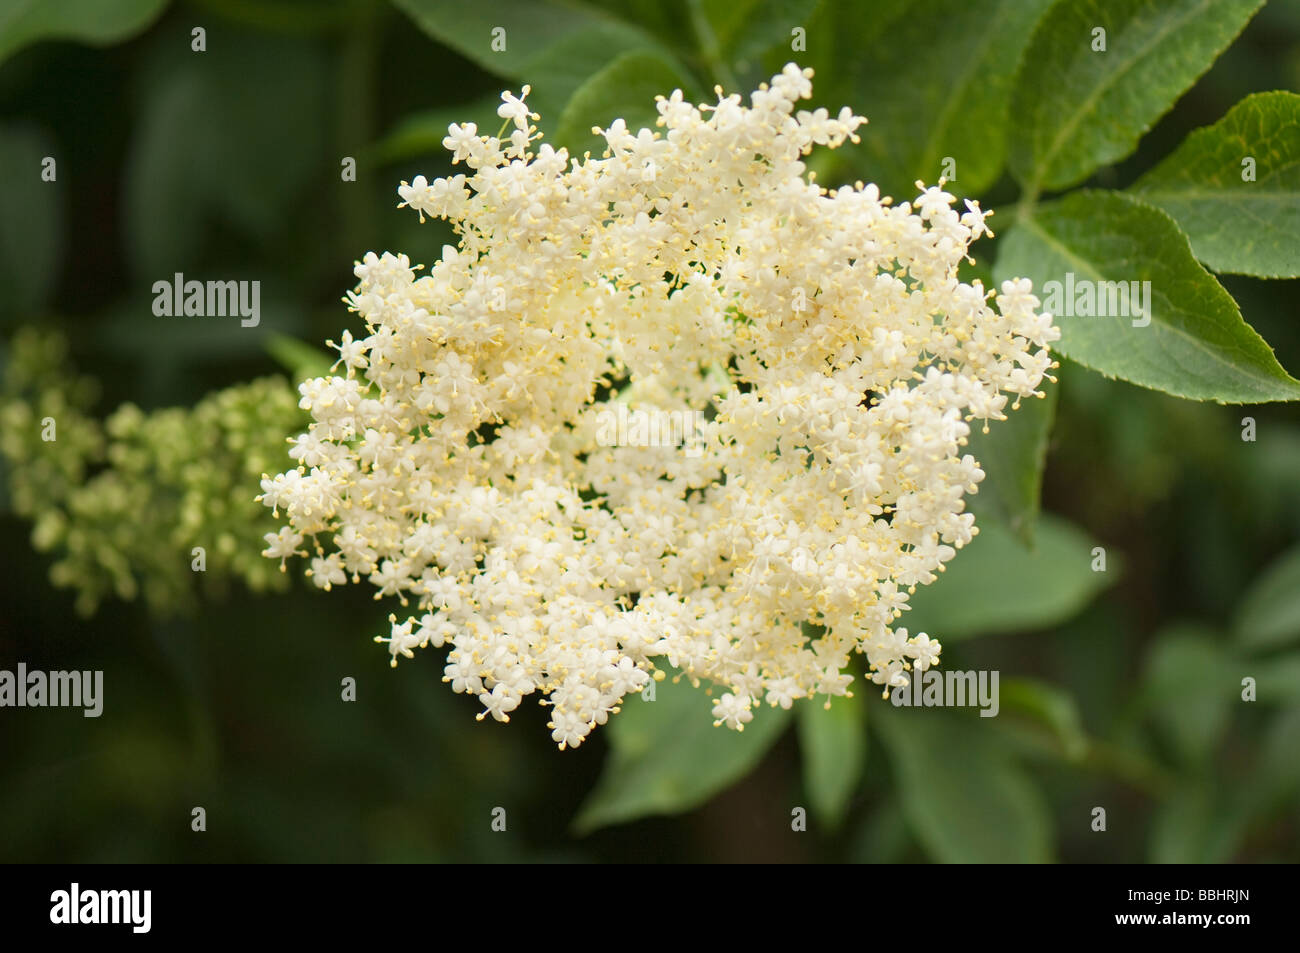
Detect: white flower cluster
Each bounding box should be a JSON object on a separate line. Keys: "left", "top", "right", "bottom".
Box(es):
{"left": 260, "top": 64, "right": 1058, "bottom": 748}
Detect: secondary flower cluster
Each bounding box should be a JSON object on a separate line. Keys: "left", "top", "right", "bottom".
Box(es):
{"left": 1, "top": 330, "right": 304, "bottom": 615}
{"left": 260, "top": 64, "right": 1059, "bottom": 748}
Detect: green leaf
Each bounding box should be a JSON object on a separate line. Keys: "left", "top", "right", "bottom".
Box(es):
{"left": 0, "top": 124, "right": 60, "bottom": 326}
{"left": 265, "top": 334, "right": 333, "bottom": 383}
{"left": 846, "top": 0, "right": 1055, "bottom": 199}
{"left": 391, "top": 0, "right": 670, "bottom": 125}
{"left": 873, "top": 706, "right": 1054, "bottom": 862}
{"left": 553, "top": 50, "right": 695, "bottom": 157}
{"left": 799, "top": 0, "right": 912, "bottom": 96}
{"left": 572, "top": 671, "right": 791, "bottom": 834}
{"left": 580, "top": 0, "right": 691, "bottom": 51}
{"left": 904, "top": 513, "right": 1114, "bottom": 642}
{"left": 1009, "top": 0, "right": 1264, "bottom": 194}
{"left": 1130, "top": 92, "right": 1300, "bottom": 278}
{"left": 699, "top": 0, "right": 821, "bottom": 68}
{"left": 996, "top": 190, "right": 1300, "bottom": 403}
{"left": 1234, "top": 544, "right": 1300, "bottom": 652}
{"left": 965, "top": 379, "right": 1057, "bottom": 545}
{"left": 999, "top": 677, "right": 1088, "bottom": 762}
{"left": 795, "top": 688, "right": 866, "bottom": 830}
{"left": 392, "top": 0, "right": 648, "bottom": 75}
{"left": 1141, "top": 624, "right": 1238, "bottom": 766}
{"left": 0, "top": 0, "right": 168, "bottom": 67}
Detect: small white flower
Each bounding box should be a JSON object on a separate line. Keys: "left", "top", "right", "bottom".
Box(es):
{"left": 441, "top": 122, "right": 478, "bottom": 162}
{"left": 496, "top": 85, "right": 535, "bottom": 131}
{"left": 310, "top": 553, "right": 347, "bottom": 591}
{"left": 907, "top": 632, "right": 942, "bottom": 671}
{"left": 477, "top": 683, "right": 522, "bottom": 722}
{"left": 261, "top": 527, "right": 304, "bottom": 568}
{"left": 712, "top": 692, "right": 754, "bottom": 731}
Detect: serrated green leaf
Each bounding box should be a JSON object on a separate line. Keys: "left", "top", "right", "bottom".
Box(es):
{"left": 1009, "top": 0, "right": 1264, "bottom": 194}
{"left": 553, "top": 50, "right": 695, "bottom": 157}
{"left": 572, "top": 670, "right": 790, "bottom": 834}
{"left": 847, "top": 0, "right": 1055, "bottom": 199}
{"left": 795, "top": 689, "right": 866, "bottom": 830}
{"left": 0, "top": 0, "right": 168, "bottom": 67}
{"left": 0, "top": 124, "right": 60, "bottom": 326}
{"left": 996, "top": 189, "right": 1300, "bottom": 403}
{"left": 903, "top": 513, "right": 1114, "bottom": 642}
{"left": 1131, "top": 91, "right": 1300, "bottom": 278}
{"left": 1234, "top": 544, "right": 1300, "bottom": 652}
{"left": 966, "top": 378, "right": 1057, "bottom": 545}
{"left": 873, "top": 706, "right": 1054, "bottom": 863}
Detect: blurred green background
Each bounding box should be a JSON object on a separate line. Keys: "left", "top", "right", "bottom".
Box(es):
{"left": 1, "top": 0, "right": 1298, "bottom": 862}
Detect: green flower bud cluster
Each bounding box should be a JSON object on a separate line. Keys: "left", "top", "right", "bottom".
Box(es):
{"left": 2, "top": 329, "right": 307, "bottom": 615}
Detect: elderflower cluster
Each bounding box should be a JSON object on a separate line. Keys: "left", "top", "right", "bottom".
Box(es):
{"left": 260, "top": 65, "right": 1059, "bottom": 749}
